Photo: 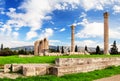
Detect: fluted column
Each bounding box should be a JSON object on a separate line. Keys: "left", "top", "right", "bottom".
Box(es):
{"left": 71, "top": 25, "right": 75, "bottom": 52}
{"left": 38, "top": 40, "right": 42, "bottom": 54}
{"left": 34, "top": 40, "right": 39, "bottom": 55}
{"left": 104, "top": 12, "right": 109, "bottom": 55}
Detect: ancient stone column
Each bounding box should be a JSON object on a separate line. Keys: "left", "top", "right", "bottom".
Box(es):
{"left": 71, "top": 25, "right": 75, "bottom": 52}
{"left": 38, "top": 40, "right": 42, "bottom": 54}
{"left": 44, "top": 38, "right": 47, "bottom": 50}
{"left": 43, "top": 38, "right": 49, "bottom": 55}
{"left": 34, "top": 40, "right": 39, "bottom": 56}
{"left": 104, "top": 12, "right": 109, "bottom": 54}
{"left": 44, "top": 38, "right": 49, "bottom": 50}
{"left": 41, "top": 40, "right": 44, "bottom": 52}
{"left": 46, "top": 39, "right": 49, "bottom": 50}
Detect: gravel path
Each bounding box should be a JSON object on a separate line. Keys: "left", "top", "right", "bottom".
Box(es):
{"left": 94, "top": 74, "right": 120, "bottom": 81}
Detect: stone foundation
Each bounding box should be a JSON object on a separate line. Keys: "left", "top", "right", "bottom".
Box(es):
{"left": 52, "top": 57, "right": 120, "bottom": 76}
{"left": 4, "top": 64, "right": 11, "bottom": 73}
{"left": 4, "top": 64, "right": 51, "bottom": 76}
{"left": 23, "top": 65, "right": 47, "bottom": 76}
{"left": 4, "top": 57, "right": 120, "bottom": 76}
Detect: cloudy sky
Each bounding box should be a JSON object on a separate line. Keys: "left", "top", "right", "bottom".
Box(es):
{"left": 0, "top": 0, "right": 120, "bottom": 49}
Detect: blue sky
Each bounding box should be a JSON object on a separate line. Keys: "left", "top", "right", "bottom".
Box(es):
{"left": 1, "top": 0, "right": 120, "bottom": 49}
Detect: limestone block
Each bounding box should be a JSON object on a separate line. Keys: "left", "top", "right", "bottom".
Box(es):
{"left": 23, "top": 66, "right": 36, "bottom": 76}
{"left": 12, "top": 64, "right": 23, "bottom": 72}
{"left": 23, "top": 65, "right": 49, "bottom": 76}
{"left": 35, "top": 66, "right": 47, "bottom": 75}
{"left": 53, "top": 57, "right": 120, "bottom": 76}
{"left": 55, "top": 58, "right": 89, "bottom": 66}
{"left": 4, "top": 64, "right": 11, "bottom": 73}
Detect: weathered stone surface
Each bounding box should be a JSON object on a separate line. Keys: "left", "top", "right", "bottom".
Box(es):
{"left": 104, "top": 12, "right": 109, "bottom": 54}
{"left": 71, "top": 25, "right": 75, "bottom": 52}
{"left": 23, "top": 65, "right": 48, "bottom": 76}
{"left": 4, "top": 64, "right": 11, "bottom": 73}
{"left": 55, "top": 58, "right": 120, "bottom": 67}
{"left": 53, "top": 57, "right": 120, "bottom": 76}
{"left": 12, "top": 64, "right": 23, "bottom": 72}
{"left": 34, "top": 40, "right": 39, "bottom": 56}
{"left": 51, "top": 63, "right": 109, "bottom": 76}
{"left": 34, "top": 38, "right": 49, "bottom": 56}
{"left": 35, "top": 66, "right": 47, "bottom": 75}
{"left": 23, "top": 66, "right": 36, "bottom": 76}
{"left": 12, "top": 64, "right": 50, "bottom": 73}
{"left": 4, "top": 57, "right": 120, "bottom": 77}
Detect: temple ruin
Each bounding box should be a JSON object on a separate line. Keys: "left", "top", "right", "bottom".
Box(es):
{"left": 34, "top": 38, "right": 49, "bottom": 56}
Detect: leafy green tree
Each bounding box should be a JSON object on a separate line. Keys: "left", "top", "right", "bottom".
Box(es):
{"left": 110, "top": 41, "right": 118, "bottom": 54}
{"left": 96, "top": 45, "right": 101, "bottom": 54}
{"left": 3, "top": 47, "right": 11, "bottom": 51}
{"left": 0, "top": 47, "right": 14, "bottom": 56}
{"left": 75, "top": 45, "right": 78, "bottom": 52}
{"left": 18, "top": 49, "right": 25, "bottom": 54}
{"left": 49, "top": 48, "right": 56, "bottom": 53}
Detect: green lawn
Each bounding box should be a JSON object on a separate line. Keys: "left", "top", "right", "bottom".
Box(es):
{"left": 0, "top": 66, "right": 120, "bottom": 81}
{"left": 1, "top": 55, "right": 120, "bottom": 81}
{"left": 0, "top": 55, "right": 120, "bottom": 65}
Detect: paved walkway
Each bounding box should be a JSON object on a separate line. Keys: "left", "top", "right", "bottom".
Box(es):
{"left": 94, "top": 74, "right": 120, "bottom": 81}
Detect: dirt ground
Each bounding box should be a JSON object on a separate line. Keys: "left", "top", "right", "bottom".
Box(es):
{"left": 94, "top": 74, "right": 120, "bottom": 81}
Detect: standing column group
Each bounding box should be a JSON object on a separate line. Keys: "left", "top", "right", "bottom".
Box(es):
{"left": 34, "top": 38, "right": 49, "bottom": 56}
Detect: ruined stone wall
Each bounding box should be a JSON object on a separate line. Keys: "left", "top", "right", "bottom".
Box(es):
{"left": 4, "top": 57, "right": 120, "bottom": 76}
{"left": 51, "top": 57, "right": 120, "bottom": 76}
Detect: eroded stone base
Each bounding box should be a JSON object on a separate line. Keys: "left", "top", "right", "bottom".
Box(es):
{"left": 4, "top": 57, "right": 120, "bottom": 77}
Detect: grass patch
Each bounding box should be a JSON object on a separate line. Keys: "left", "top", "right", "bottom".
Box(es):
{"left": 0, "top": 66, "right": 120, "bottom": 81}
{"left": 0, "top": 55, "right": 120, "bottom": 65}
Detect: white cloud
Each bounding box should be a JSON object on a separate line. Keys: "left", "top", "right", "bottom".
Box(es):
{"left": 39, "top": 28, "right": 54, "bottom": 39}
{"left": 76, "top": 22, "right": 103, "bottom": 38}
{"left": 3, "top": 0, "right": 120, "bottom": 41}
{"left": 80, "top": 12, "right": 87, "bottom": 18}
{"left": 75, "top": 40, "right": 101, "bottom": 47}
{"left": 1, "top": 0, "right": 120, "bottom": 48}
{"left": 80, "top": 0, "right": 104, "bottom": 11}
{"left": 26, "top": 31, "right": 38, "bottom": 40}
{"left": 50, "top": 40, "right": 61, "bottom": 43}
{"left": 109, "top": 29, "right": 120, "bottom": 39}
{"left": 113, "top": 5, "right": 120, "bottom": 13}
{"left": 0, "top": 32, "right": 33, "bottom": 48}
{"left": 0, "top": 40, "right": 33, "bottom": 48}
{"left": 60, "top": 28, "right": 66, "bottom": 32}
{"left": 12, "top": 32, "right": 19, "bottom": 39}
{"left": 75, "top": 16, "right": 120, "bottom": 39}
{"left": 49, "top": 40, "right": 61, "bottom": 45}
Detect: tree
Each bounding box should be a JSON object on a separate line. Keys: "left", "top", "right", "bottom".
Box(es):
{"left": 85, "top": 46, "right": 88, "bottom": 52}
{"left": 110, "top": 41, "right": 118, "bottom": 54}
{"left": 96, "top": 45, "right": 101, "bottom": 54}
{"left": 61, "top": 46, "right": 64, "bottom": 54}
{"left": 75, "top": 45, "right": 78, "bottom": 52}
{"left": 0, "top": 47, "right": 14, "bottom": 56}
{"left": 1, "top": 44, "right": 3, "bottom": 50}
{"left": 18, "top": 49, "right": 25, "bottom": 54}
{"left": 56, "top": 46, "right": 60, "bottom": 52}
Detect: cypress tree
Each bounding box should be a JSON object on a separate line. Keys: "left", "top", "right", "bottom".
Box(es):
{"left": 75, "top": 45, "right": 78, "bottom": 52}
